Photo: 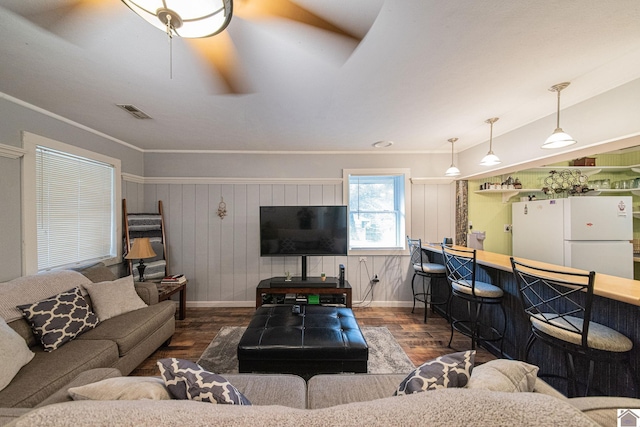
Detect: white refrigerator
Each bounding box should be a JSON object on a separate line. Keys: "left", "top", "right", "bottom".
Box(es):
{"left": 512, "top": 196, "right": 633, "bottom": 279}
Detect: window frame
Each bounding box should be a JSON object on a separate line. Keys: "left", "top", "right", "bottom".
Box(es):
{"left": 22, "top": 132, "right": 122, "bottom": 274}
{"left": 343, "top": 168, "right": 411, "bottom": 256}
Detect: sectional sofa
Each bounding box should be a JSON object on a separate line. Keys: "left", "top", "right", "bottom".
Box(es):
{"left": 0, "top": 263, "right": 176, "bottom": 410}
{"left": 3, "top": 361, "right": 640, "bottom": 426}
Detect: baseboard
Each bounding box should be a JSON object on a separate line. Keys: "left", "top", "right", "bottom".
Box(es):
{"left": 186, "top": 301, "right": 416, "bottom": 308}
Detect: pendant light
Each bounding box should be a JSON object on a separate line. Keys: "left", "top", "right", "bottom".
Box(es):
{"left": 445, "top": 138, "right": 461, "bottom": 177}
{"left": 542, "top": 82, "right": 577, "bottom": 149}
{"left": 479, "top": 117, "right": 501, "bottom": 166}
{"left": 121, "top": 0, "right": 233, "bottom": 78}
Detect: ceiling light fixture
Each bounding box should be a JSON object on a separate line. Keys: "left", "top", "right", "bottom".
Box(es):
{"left": 479, "top": 117, "right": 501, "bottom": 166}
{"left": 121, "top": 0, "right": 233, "bottom": 78}
{"left": 445, "top": 138, "right": 461, "bottom": 177}
{"left": 372, "top": 141, "right": 394, "bottom": 148}
{"left": 542, "top": 82, "right": 577, "bottom": 149}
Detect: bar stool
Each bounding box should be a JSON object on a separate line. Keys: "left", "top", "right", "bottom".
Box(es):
{"left": 406, "top": 237, "right": 447, "bottom": 323}
{"left": 511, "top": 257, "right": 638, "bottom": 397}
{"left": 442, "top": 244, "right": 505, "bottom": 355}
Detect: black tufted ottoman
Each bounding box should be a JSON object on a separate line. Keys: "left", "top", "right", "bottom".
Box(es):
{"left": 237, "top": 305, "right": 368, "bottom": 378}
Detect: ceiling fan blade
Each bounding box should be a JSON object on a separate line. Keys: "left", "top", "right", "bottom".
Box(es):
{"left": 187, "top": 34, "right": 252, "bottom": 95}
{"left": 5, "top": 0, "right": 120, "bottom": 45}
{"left": 235, "top": 0, "right": 362, "bottom": 42}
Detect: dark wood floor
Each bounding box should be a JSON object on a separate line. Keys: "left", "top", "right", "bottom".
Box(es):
{"left": 131, "top": 306, "right": 496, "bottom": 376}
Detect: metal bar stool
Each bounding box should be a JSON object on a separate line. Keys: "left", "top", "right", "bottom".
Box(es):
{"left": 406, "top": 237, "right": 447, "bottom": 323}
{"left": 442, "top": 244, "right": 505, "bottom": 356}
{"left": 511, "top": 257, "right": 638, "bottom": 397}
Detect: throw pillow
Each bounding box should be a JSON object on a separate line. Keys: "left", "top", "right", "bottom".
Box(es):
{"left": 83, "top": 275, "right": 147, "bottom": 321}
{"left": 68, "top": 377, "right": 171, "bottom": 401}
{"left": 0, "top": 316, "right": 35, "bottom": 391}
{"left": 394, "top": 350, "right": 475, "bottom": 396}
{"left": 466, "top": 359, "right": 539, "bottom": 392}
{"left": 157, "top": 358, "right": 251, "bottom": 405}
{"left": 17, "top": 287, "right": 99, "bottom": 352}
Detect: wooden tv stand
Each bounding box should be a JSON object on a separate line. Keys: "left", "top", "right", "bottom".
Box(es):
{"left": 256, "top": 278, "right": 352, "bottom": 308}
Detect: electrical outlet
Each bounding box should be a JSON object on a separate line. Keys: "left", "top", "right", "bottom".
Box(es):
{"left": 504, "top": 224, "right": 512, "bottom": 233}
{"left": 468, "top": 221, "right": 473, "bottom": 231}
{"left": 359, "top": 256, "right": 367, "bottom": 262}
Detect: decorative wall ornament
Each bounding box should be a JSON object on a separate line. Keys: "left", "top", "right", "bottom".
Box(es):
{"left": 217, "top": 197, "right": 227, "bottom": 219}
{"left": 541, "top": 169, "right": 589, "bottom": 196}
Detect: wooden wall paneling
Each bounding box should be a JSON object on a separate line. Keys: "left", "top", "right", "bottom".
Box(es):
{"left": 411, "top": 184, "right": 426, "bottom": 240}
{"left": 297, "top": 185, "right": 310, "bottom": 205}
{"left": 207, "top": 184, "right": 222, "bottom": 301}
{"left": 246, "top": 184, "right": 261, "bottom": 296}
{"left": 181, "top": 185, "right": 196, "bottom": 301}
{"left": 258, "top": 184, "right": 274, "bottom": 280}
{"left": 194, "top": 185, "right": 210, "bottom": 302}
{"left": 426, "top": 184, "right": 441, "bottom": 243}
{"left": 220, "top": 184, "right": 235, "bottom": 301}
{"left": 143, "top": 184, "right": 157, "bottom": 213}
{"left": 168, "top": 185, "right": 184, "bottom": 277}
{"left": 233, "top": 184, "right": 248, "bottom": 302}
{"left": 309, "top": 185, "right": 323, "bottom": 205}
{"left": 438, "top": 184, "right": 454, "bottom": 244}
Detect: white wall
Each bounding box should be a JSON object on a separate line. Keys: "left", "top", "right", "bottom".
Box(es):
{"left": 141, "top": 179, "right": 454, "bottom": 307}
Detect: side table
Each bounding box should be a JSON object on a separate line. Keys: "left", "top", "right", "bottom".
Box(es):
{"left": 156, "top": 281, "right": 187, "bottom": 320}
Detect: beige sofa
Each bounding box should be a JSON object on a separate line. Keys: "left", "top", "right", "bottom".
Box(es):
{"left": 3, "top": 361, "right": 640, "bottom": 426}
{"left": 0, "top": 264, "right": 175, "bottom": 409}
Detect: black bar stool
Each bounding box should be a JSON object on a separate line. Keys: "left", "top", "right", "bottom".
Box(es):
{"left": 511, "top": 257, "right": 638, "bottom": 397}
{"left": 442, "top": 244, "right": 505, "bottom": 356}
{"left": 406, "top": 237, "right": 447, "bottom": 323}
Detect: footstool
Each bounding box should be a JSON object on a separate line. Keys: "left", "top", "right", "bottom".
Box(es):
{"left": 237, "top": 305, "right": 368, "bottom": 378}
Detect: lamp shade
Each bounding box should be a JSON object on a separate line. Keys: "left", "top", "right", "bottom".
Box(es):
{"left": 125, "top": 237, "right": 157, "bottom": 260}
{"left": 479, "top": 152, "right": 501, "bottom": 166}
{"left": 445, "top": 165, "right": 461, "bottom": 177}
{"left": 541, "top": 128, "right": 577, "bottom": 149}
{"left": 121, "top": 0, "right": 233, "bottom": 38}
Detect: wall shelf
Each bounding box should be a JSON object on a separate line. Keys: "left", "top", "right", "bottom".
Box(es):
{"left": 474, "top": 188, "right": 543, "bottom": 203}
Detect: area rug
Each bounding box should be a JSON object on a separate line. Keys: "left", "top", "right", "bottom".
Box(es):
{"left": 197, "top": 326, "right": 415, "bottom": 375}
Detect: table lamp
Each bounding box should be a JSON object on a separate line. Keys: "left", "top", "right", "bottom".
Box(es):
{"left": 125, "top": 237, "right": 157, "bottom": 281}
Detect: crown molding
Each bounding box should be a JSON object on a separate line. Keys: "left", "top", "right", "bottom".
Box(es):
{"left": 0, "top": 143, "right": 27, "bottom": 159}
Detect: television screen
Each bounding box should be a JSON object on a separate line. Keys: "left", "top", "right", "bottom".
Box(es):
{"left": 260, "top": 206, "right": 348, "bottom": 256}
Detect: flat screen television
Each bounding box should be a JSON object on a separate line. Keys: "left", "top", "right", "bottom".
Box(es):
{"left": 260, "top": 205, "right": 347, "bottom": 284}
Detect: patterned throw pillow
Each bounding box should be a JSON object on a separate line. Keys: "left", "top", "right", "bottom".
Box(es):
{"left": 394, "top": 350, "right": 475, "bottom": 395}
{"left": 17, "top": 287, "right": 99, "bottom": 352}
{"left": 157, "top": 358, "right": 251, "bottom": 405}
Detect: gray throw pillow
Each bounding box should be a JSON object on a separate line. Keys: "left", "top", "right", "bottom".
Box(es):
{"left": 17, "top": 287, "right": 99, "bottom": 351}
{"left": 157, "top": 358, "right": 251, "bottom": 405}
{"left": 394, "top": 350, "right": 475, "bottom": 395}
{"left": 68, "top": 377, "right": 171, "bottom": 401}
{"left": 466, "top": 359, "right": 539, "bottom": 392}
{"left": 0, "top": 316, "right": 35, "bottom": 391}
{"left": 83, "top": 275, "right": 147, "bottom": 321}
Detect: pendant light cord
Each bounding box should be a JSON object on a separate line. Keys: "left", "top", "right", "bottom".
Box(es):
{"left": 165, "top": 15, "right": 174, "bottom": 79}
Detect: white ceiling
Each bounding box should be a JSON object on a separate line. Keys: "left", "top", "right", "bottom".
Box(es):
{"left": 1, "top": 0, "right": 640, "bottom": 154}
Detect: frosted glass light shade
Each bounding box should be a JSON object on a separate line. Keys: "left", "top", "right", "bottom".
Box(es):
{"left": 542, "top": 128, "right": 577, "bottom": 149}
{"left": 479, "top": 151, "right": 501, "bottom": 166}
{"left": 445, "top": 165, "right": 461, "bottom": 177}
{"left": 121, "top": 0, "right": 233, "bottom": 38}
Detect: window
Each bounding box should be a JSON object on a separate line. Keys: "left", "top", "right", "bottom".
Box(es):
{"left": 343, "top": 169, "right": 411, "bottom": 254}
{"left": 22, "top": 133, "right": 121, "bottom": 273}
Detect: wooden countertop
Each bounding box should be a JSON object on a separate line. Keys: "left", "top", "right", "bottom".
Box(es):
{"left": 423, "top": 243, "right": 640, "bottom": 307}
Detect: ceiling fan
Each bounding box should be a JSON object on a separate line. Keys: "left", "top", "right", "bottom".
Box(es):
{"left": 4, "top": 0, "right": 377, "bottom": 95}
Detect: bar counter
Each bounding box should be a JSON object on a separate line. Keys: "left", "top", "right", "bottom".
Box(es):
{"left": 422, "top": 243, "right": 640, "bottom": 397}
{"left": 423, "top": 243, "right": 640, "bottom": 306}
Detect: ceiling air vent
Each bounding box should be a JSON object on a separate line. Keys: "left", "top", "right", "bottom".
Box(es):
{"left": 116, "top": 104, "right": 152, "bottom": 119}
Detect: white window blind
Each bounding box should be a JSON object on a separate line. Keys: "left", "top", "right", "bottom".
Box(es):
{"left": 36, "top": 146, "right": 116, "bottom": 271}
